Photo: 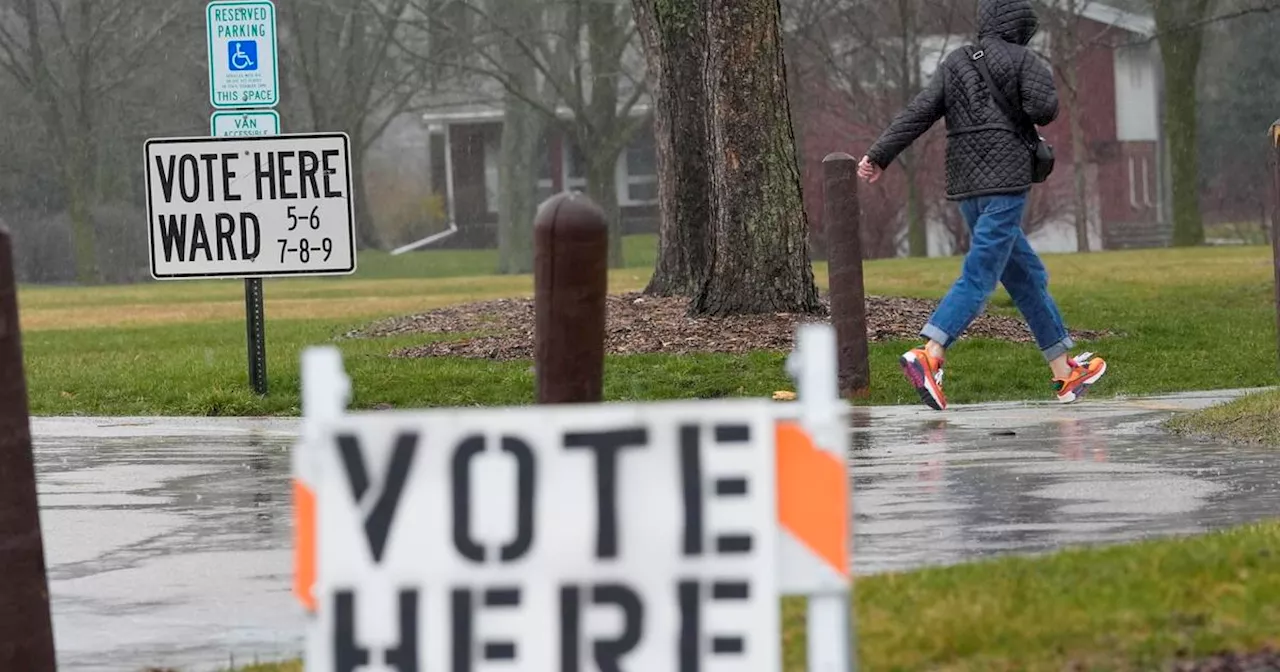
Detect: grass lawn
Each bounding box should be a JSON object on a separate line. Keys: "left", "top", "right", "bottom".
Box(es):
{"left": 221, "top": 520, "right": 1280, "bottom": 671}
{"left": 17, "top": 239, "right": 1280, "bottom": 416}
{"left": 1167, "top": 388, "right": 1280, "bottom": 447}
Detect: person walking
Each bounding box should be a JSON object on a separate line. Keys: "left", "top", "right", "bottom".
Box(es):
{"left": 856, "top": 0, "right": 1106, "bottom": 411}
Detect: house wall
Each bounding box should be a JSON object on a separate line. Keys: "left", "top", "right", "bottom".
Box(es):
{"left": 439, "top": 122, "right": 659, "bottom": 248}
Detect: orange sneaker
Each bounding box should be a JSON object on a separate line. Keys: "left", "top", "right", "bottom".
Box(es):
{"left": 1054, "top": 352, "right": 1107, "bottom": 403}
{"left": 900, "top": 346, "right": 947, "bottom": 410}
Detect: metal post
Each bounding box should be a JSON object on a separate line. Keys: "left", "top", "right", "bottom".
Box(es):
{"left": 534, "top": 192, "right": 608, "bottom": 404}
{"left": 0, "top": 225, "right": 57, "bottom": 672}
{"left": 822, "top": 153, "right": 871, "bottom": 399}
{"left": 786, "top": 324, "right": 856, "bottom": 672}
{"left": 1271, "top": 121, "right": 1280, "bottom": 373}
{"left": 245, "top": 277, "right": 267, "bottom": 396}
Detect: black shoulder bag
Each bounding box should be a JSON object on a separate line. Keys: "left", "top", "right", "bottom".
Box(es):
{"left": 968, "top": 47, "right": 1055, "bottom": 183}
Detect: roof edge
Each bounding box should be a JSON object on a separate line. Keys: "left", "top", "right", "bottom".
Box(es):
{"left": 1064, "top": 2, "right": 1156, "bottom": 37}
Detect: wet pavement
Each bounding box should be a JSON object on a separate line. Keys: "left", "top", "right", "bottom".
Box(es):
{"left": 28, "top": 388, "right": 1280, "bottom": 671}
{"left": 34, "top": 418, "right": 299, "bottom": 672}
{"left": 848, "top": 389, "right": 1280, "bottom": 573}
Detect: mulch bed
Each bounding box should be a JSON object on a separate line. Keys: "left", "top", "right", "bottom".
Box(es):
{"left": 346, "top": 292, "right": 1112, "bottom": 361}
{"left": 1168, "top": 648, "right": 1280, "bottom": 671}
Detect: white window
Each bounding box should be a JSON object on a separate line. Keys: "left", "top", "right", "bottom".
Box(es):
{"left": 1114, "top": 44, "right": 1158, "bottom": 142}
{"left": 617, "top": 129, "right": 657, "bottom": 205}
{"left": 918, "top": 34, "right": 970, "bottom": 82}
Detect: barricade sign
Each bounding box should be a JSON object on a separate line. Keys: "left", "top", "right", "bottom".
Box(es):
{"left": 292, "top": 324, "right": 855, "bottom": 671}
{"left": 143, "top": 132, "right": 357, "bottom": 280}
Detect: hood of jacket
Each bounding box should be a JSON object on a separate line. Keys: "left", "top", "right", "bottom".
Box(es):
{"left": 977, "top": 0, "right": 1038, "bottom": 46}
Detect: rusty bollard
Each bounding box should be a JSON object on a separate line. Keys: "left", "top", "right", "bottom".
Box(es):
{"left": 534, "top": 192, "right": 608, "bottom": 404}
{"left": 823, "top": 153, "right": 871, "bottom": 399}
{"left": 0, "top": 225, "right": 57, "bottom": 671}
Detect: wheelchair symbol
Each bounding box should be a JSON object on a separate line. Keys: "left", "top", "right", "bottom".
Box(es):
{"left": 228, "top": 40, "right": 258, "bottom": 72}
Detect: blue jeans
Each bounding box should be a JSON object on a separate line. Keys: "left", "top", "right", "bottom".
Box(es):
{"left": 920, "top": 191, "right": 1074, "bottom": 362}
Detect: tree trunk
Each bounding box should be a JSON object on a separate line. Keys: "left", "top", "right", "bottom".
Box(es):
{"left": 349, "top": 146, "right": 381, "bottom": 251}
{"left": 1066, "top": 63, "right": 1090, "bottom": 253}
{"left": 693, "top": 0, "right": 821, "bottom": 316}
{"left": 633, "top": 0, "right": 712, "bottom": 297}
{"left": 902, "top": 150, "right": 927, "bottom": 257}
{"left": 584, "top": 0, "right": 627, "bottom": 269}
{"left": 495, "top": 0, "right": 545, "bottom": 276}
{"left": 1162, "top": 47, "right": 1204, "bottom": 246}
{"left": 497, "top": 95, "right": 543, "bottom": 275}
{"left": 1153, "top": 0, "right": 1210, "bottom": 247}
{"left": 65, "top": 160, "right": 97, "bottom": 285}
{"left": 898, "top": 0, "right": 927, "bottom": 258}
{"left": 585, "top": 150, "right": 625, "bottom": 268}
{"left": 68, "top": 0, "right": 99, "bottom": 284}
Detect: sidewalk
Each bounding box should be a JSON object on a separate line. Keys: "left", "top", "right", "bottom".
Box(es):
{"left": 29, "top": 388, "right": 1280, "bottom": 671}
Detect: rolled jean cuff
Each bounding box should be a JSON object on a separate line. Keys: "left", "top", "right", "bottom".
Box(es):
{"left": 920, "top": 323, "right": 954, "bottom": 348}
{"left": 1041, "top": 336, "right": 1075, "bottom": 362}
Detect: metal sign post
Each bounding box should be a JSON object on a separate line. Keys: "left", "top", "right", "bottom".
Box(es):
{"left": 245, "top": 276, "right": 268, "bottom": 394}
{"left": 205, "top": 0, "right": 280, "bottom": 394}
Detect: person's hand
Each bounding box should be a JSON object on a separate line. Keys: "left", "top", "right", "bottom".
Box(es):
{"left": 858, "top": 155, "right": 883, "bottom": 183}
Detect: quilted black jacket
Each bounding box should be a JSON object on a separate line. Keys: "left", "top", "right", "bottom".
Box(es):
{"left": 865, "top": 0, "right": 1059, "bottom": 200}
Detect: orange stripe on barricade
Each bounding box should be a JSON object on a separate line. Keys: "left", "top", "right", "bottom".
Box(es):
{"left": 293, "top": 478, "right": 317, "bottom": 612}
{"left": 775, "top": 421, "right": 848, "bottom": 576}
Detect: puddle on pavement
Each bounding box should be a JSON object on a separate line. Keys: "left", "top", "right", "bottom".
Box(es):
{"left": 33, "top": 426, "right": 298, "bottom": 672}
{"left": 28, "top": 392, "right": 1280, "bottom": 671}
{"left": 849, "top": 395, "right": 1280, "bottom": 575}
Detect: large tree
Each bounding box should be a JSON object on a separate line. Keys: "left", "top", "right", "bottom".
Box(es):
{"left": 1150, "top": 0, "right": 1214, "bottom": 246}
{"left": 490, "top": 0, "right": 546, "bottom": 274}
{"left": 633, "top": 0, "right": 712, "bottom": 296}
{"left": 633, "top": 0, "right": 821, "bottom": 315}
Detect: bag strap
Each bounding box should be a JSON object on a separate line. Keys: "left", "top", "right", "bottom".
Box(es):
{"left": 967, "top": 46, "right": 1035, "bottom": 140}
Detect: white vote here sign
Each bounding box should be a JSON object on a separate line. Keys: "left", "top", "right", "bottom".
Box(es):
{"left": 302, "top": 400, "right": 782, "bottom": 672}
{"left": 144, "top": 133, "right": 356, "bottom": 280}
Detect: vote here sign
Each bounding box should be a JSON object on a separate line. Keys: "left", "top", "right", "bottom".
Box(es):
{"left": 144, "top": 133, "right": 356, "bottom": 280}
{"left": 301, "top": 400, "right": 782, "bottom": 672}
